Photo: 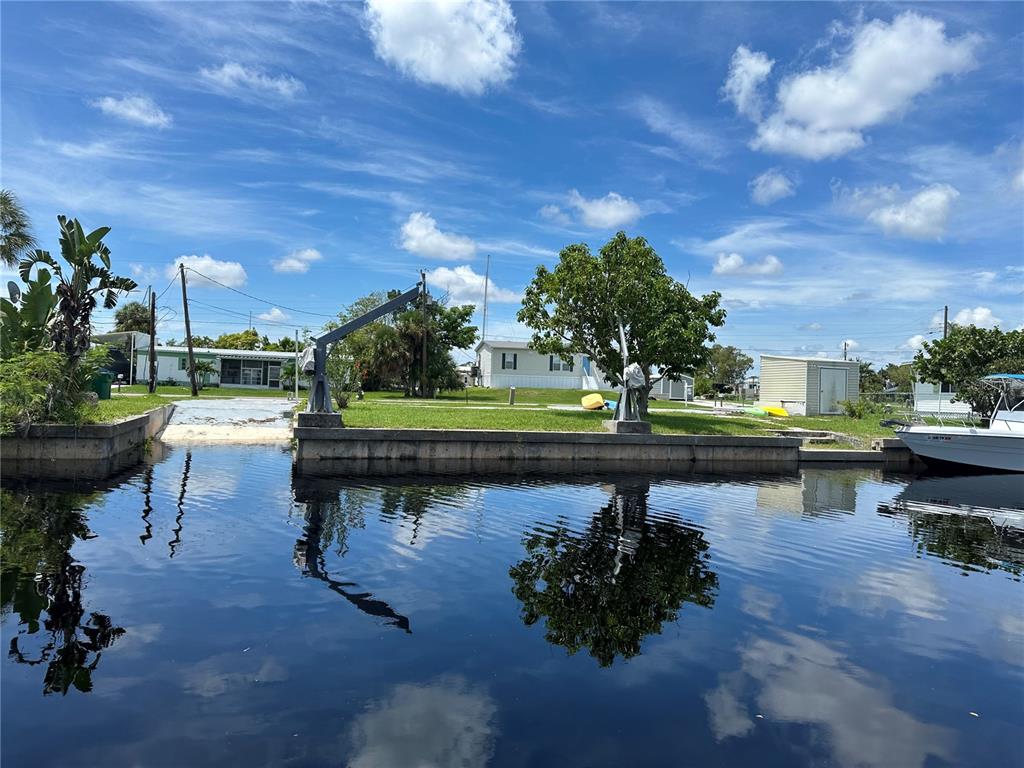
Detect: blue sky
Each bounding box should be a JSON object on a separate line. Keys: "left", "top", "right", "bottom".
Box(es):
{"left": 2, "top": 1, "right": 1022, "bottom": 367}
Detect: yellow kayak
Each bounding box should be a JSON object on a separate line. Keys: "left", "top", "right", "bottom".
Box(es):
{"left": 763, "top": 406, "right": 789, "bottom": 417}
{"left": 581, "top": 393, "right": 606, "bottom": 410}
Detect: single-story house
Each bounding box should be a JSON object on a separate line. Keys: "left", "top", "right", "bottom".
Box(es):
{"left": 757, "top": 354, "right": 860, "bottom": 416}
{"left": 912, "top": 379, "right": 972, "bottom": 416}
{"left": 93, "top": 331, "right": 152, "bottom": 383}
{"left": 475, "top": 340, "right": 693, "bottom": 399}
{"left": 135, "top": 345, "right": 297, "bottom": 389}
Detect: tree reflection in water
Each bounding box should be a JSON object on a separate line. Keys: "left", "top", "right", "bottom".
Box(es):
{"left": 509, "top": 479, "right": 718, "bottom": 667}
{"left": 0, "top": 490, "right": 125, "bottom": 695}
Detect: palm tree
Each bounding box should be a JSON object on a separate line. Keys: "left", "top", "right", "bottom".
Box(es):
{"left": 113, "top": 301, "right": 150, "bottom": 333}
{"left": 19, "top": 216, "right": 137, "bottom": 364}
{"left": 1, "top": 189, "right": 36, "bottom": 267}
{"left": 191, "top": 359, "right": 217, "bottom": 389}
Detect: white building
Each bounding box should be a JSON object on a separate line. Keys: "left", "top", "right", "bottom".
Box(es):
{"left": 758, "top": 354, "right": 860, "bottom": 416}
{"left": 912, "top": 380, "right": 972, "bottom": 416}
{"left": 475, "top": 340, "right": 693, "bottom": 399}
{"left": 135, "top": 345, "right": 296, "bottom": 389}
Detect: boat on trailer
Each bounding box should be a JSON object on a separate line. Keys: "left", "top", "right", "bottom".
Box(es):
{"left": 890, "top": 374, "right": 1024, "bottom": 473}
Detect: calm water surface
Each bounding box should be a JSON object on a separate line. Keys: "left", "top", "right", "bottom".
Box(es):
{"left": 2, "top": 445, "right": 1022, "bottom": 767}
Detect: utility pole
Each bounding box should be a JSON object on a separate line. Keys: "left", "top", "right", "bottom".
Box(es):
{"left": 481, "top": 253, "right": 490, "bottom": 342}
{"left": 148, "top": 290, "right": 158, "bottom": 393}
{"left": 294, "top": 329, "right": 299, "bottom": 402}
{"left": 943, "top": 305, "right": 949, "bottom": 339}
{"left": 179, "top": 264, "right": 198, "bottom": 397}
{"left": 420, "top": 270, "right": 428, "bottom": 398}
{"left": 843, "top": 341, "right": 848, "bottom": 360}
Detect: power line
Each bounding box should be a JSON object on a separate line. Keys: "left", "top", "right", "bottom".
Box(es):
{"left": 184, "top": 267, "right": 338, "bottom": 318}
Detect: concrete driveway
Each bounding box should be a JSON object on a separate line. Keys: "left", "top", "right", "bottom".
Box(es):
{"left": 160, "top": 397, "right": 294, "bottom": 444}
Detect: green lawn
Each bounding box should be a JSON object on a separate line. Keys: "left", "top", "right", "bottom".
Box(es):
{"left": 87, "top": 395, "right": 184, "bottom": 424}
{"left": 117, "top": 383, "right": 292, "bottom": 398}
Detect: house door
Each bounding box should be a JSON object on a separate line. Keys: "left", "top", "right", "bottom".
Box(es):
{"left": 267, "top": 364, "right": 281, "bottom": 389}
{"left": 819, "top": 368, "right": 848, "bottom": 414}
{"left": 582, "top": 356, "right": 591, "bottom": 375}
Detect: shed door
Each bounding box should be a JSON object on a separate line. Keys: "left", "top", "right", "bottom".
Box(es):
{"left": 819, "top": 368, "right": 847, "bottom": 414}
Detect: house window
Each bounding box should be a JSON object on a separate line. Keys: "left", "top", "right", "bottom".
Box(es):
{"left": 241, "top": 359, "right": 263, "bottom": 386}
{"left": 178, "top": 357, "right": 188, "bottom": 370}
{"left": 221, "top": 359, "right": 241, "bottom": 384}
{"left": 940, "top": 382, "right": 955, "bottom": 394}
{"left": 549, "top": 355, "right": 574, "bottom": 372}
{"left": 501, "top": 352, "right": 517, "bottom": 370}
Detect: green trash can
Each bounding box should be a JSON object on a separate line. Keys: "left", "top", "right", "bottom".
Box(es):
{"left": 91, "top": 372, "right": 113, "bottom": 400}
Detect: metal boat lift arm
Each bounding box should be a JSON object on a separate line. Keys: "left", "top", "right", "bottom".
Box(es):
{"left": 307, "top": 283, "right": 423, "bottom": 413}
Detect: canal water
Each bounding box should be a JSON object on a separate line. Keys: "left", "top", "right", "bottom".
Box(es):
{"left": 2, "top": 445, "right": 1021, "bottom": 767}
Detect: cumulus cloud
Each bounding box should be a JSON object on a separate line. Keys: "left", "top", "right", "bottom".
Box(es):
{"left": 725, "top": 13, "right": 980, "bottom": 160}
{"left": 257, "top": 307, "right": 289, "bottom": 322}
{"left": 713, "top": 252, "right": 783, "bottom": 276}
{"left": 568, "top": 189, "right": 642, "bottom": 229}
{"left": 400, "top": 212, "right": 477, "bottom": 260}
{"left": 200, "top": 62, "right": 304, "bottom": 98}
{"left": 364, "top": 0, "right": 521, "bottom": 95}
{"left": 168, "top": 254, "right": 247, "bottom": 288}
{"left": 426, "top": 265, "right": 518, "bottom": 306}
{"left": 953, "top": 306, "right": 1002, "bottom": 328}
{"left": 840, "top": 338, "right": 860, "bottom": 352}
{"left": 272, "top": 247, "right": 322, "bottom": 274}
{"left": 904, "top": 334, "right": 928, "bottom": 351}
{"left": 749, "top": 168, "right": 796, "bottom": 206}
{"left": 866, "top": 183, "right": 959, "bottom": 239}
{"left": 91, "top": 95, "right": 172, "bottom": 128}
{"left": 722, "top": 45, "right": 774, "bottom": 120}
{"left": 538, "top": 204, "right": 572, "bottom": 227}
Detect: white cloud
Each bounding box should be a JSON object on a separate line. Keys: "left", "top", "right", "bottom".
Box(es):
{"left": 426, "top": 265, "right": 518, "bottom": 306}
{"left": 840, "top": 338, "right": 860, "bottom": 352}
{"left": 631, "top": 96, "right": 728, "bottom": 162}
{"left": 199, "top": 62, "right": 304, "bottom": 98}
{"left": 168, "top": 254, "right": 247, "bottom": 288}
{"left": 749, "top": 168, "right": 796, "bottom": 206}
{"left": 272, "top": 247, "right": 322, "bottom": 274}
{"left": 866, "top": 183, "right": 959, "bottom": 239}
{"left": 713, "top": 252, "right": 783, "bottom": 276}
{"left": 727, "top": 13, "right": 980, "bottom": 160}
{"left": 257, "top": 307, "right": 289, "bottom": 322}
{"left": 799, "top": 322, "right": 823, "bottom": 331}
{"left": 400, "top": 212, "right": 477, "bottom": 260}
{"left": 538, "top": 204, "right": 572, "bottom": 227}
{"left": 722, "top": 45, "right": 774, "bottom": 120}
{"left": 568, "top": 189, "right": 642, "bottom": 229}
{"left": 953, "top": 306, "right": 1002, "bottom": 328}
{"left": 364, "top": 0, "right": 520, "bottom": 95}
{"left": 91, "top": 95, "right": 172, "bottom": 128}
{"left": 904, "top": 334, "right": 928, "bottom": 351}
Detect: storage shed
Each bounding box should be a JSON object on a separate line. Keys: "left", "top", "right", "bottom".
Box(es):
{"left": 757, "top": 355, "right": 860, "bottom": 416}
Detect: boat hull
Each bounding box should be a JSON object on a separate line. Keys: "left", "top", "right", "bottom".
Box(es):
{"left": 896, "top": 427, "right": 1024, "bottom": 472}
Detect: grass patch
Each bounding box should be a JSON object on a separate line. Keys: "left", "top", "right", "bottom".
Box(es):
{"left": 87, "top": 395, "right": 184, "bottom": 424}
{"left": 117, "top": 384, "right": 291, "bottom": 398}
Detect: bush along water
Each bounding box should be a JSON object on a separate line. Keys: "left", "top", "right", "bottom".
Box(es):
{"left": 0, "top": 212, "right": 135, "bottom": 434}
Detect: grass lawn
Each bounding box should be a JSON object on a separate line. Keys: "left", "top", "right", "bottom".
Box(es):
{"left": 117, "top": 383, "right": 292, "bottom": 398}
{"left": 87, "top": 395, "right": 184, "bottom": 424}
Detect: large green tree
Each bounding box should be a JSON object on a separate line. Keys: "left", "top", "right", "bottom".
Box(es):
{"left": 914, "top": 325, "right": 1024, "bottom": 415}
{"left": 701, "top": 344, "right": 753, "bottom": 390}
{"left": 213, "top": 328, "right": 261, "bottom": 350}
{"left": 113, "top": 300, "right": 149, "bottom": 333}
{"left": 518, "top": 232, "right": 725, "bottom": 415}
{"left": 1, "top": 189, "right": 35, "bottom": 268}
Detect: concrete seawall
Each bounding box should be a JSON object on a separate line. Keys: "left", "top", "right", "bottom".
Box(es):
{"left": 1, "top": 404, "right": 175, "bottom": 480}
{"left": 293, "top": 428, "right": 806, "bottom": 477}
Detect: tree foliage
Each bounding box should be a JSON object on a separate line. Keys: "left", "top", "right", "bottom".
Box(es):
{"left": 1, "top": 269, "right": 56, "bottom": 359}
{"left": 113, "top": 301, "right": 149, "bottom": 333}
{"left": 1, "top": 189, "right": 35, "bottom": 268}
{"left": 518, "top": 232, "right": 725, "bottom": 414}
{"left": 20, "top": 216, "right": 136, "bottom": 365}
{"left": 509, "top": 482, "right": 718, "bottom": 667}
{"left": 914, "top": 325, "right": 1024, "bottom": 415}
{"left": 701, "top": 344, "right": 753, "bottom": 389}
{"left": 212, "top": 328, "right": 261, "bottom": 350}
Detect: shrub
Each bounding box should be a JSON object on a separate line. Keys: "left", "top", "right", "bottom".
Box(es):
{"left": 838, "top": 398, "right": 879, "bottom": 419}
{"left": 0, "top": 347, "right": 110, "bottom": 434}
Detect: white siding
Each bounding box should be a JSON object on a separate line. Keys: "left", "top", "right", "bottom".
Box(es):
{"left": 758, "top": 357, "right": 808, "bottom": 413}
{"left": 478, "top": 345, "right": 604, "bottom": 389}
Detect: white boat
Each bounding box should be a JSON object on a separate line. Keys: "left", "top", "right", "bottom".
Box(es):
{"left": 892, "top": 374, "right": 1024, "bottom": 473}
